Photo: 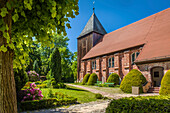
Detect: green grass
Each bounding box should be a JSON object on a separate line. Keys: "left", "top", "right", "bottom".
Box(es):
{"left": 71, "top": 83, "right": 124, "bottom": 94}
{"left": 41, "top": 86, "right": 98, "bottom": 103}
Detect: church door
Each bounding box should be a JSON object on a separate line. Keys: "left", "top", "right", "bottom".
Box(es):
{"left": 151, "top": 67, "right": 164, "bottom": 87}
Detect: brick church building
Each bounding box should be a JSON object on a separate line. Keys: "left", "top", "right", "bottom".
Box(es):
{"left": 77, "top": 8, "right": 170, "bottom": 87}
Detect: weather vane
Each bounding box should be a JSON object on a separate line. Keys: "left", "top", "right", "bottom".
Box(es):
{"left": 93, "top": 1, "right": 95, "bottom": 13}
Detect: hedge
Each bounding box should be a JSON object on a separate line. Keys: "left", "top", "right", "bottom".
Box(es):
{"left": 120, "top": 69, "right": 146, "bottom": 93}
{"left": 107, "top": 73, "right": 119, "bottom": 84}
{"left": 160, "top": 70, "right": 170, "bottom": 95}
{"left": 81, "top": 73, "right": 90, "bottom": 85}
{"left": 106, "top": 96, "right": 170, "bottom": 113}
{"left": 87, "top": 73, "right": 98, "bottom": 85}
{"left": 20, "top": 97, "right": 77, "bottom": 111}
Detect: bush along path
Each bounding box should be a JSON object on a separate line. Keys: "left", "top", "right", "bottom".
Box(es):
{"left": 66, "top": 84, "right": 159, "bottom": 99}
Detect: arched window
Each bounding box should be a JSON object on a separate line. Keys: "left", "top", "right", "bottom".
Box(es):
{"left": 92, "top": 60, "right": 96, "bottom": 69}
{"left": 136, "top": 52, "right": 140, "bottom": 58}
{"left": 131, "top": 52, "right": 140, "bottom": 65}
{"left": 112, "top": 57, "right": 114, "bottom": 67}
{"left": 108, "top": 58, "right": 111, "bottom": 68}
{"left": 131, "top": 53, "right": 135, "bottom": 65}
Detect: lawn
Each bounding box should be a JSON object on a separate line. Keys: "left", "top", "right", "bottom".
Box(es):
{"left": 71, "top": 83, "right": 124, "bottom": 94}
{"left": 41, "top": 85, "right": 98, "bottom": 103}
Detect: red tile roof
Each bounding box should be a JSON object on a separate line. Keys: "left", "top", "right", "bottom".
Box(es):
{"left": 82, "top": 8, "right": 170, "bottom": 63}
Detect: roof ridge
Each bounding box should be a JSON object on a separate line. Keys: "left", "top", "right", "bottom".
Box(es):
{"left": 105, "top": 8, "right": 170, "bottom": 37}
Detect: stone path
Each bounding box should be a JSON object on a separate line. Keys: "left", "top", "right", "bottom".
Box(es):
{"left": 67, "top": 84, "right": 159, "bottom": 99}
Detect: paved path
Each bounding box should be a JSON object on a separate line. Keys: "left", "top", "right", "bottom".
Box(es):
{"left": 66, "top": 84, "right": 159, "bottom": 99}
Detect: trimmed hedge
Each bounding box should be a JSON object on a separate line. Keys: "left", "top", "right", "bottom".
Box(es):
{"left": 20, "top": 97, "right": 77, "bottom": 111}
{"left": 106, "top": 96, "right": 170, "bottom": 113}
{"left": 160, "top": 70, "right": 170, "bottom": 95}
{"left": 87, "top": 73, "right": 98, "bottom": 85}
{"left": 20, "top": 99, "right": 56, "bottom": 111}
{"left": 107, "top": 73, "right": 119, "bottom": 84}
{"left": 120, "top": 69, "right": 146, "bottom": 93}
{"left": 81, "top": 73, "right": 90, "bottom": 85}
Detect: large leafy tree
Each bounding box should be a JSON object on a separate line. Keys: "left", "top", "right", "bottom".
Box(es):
{"left": 0, "top": 0, "right": 79, "bottom": 112}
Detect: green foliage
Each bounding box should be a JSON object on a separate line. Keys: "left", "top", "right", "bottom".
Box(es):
{"left": 120, "top": 69, "right": 147, "bottom": 93}
{"left": 50, "top": 47, "right": 61, "bottom": 83}
{"left": 0, "top": 0, "right": 79, "bottom": 70}
{"left": 33, "top": 60, "right": 39, "bottom": 74}
{"left": 95, "top": 93, "right": 103, "bottom": 99}
{"left": 20, "top": 98, "right": 56, "bottom": 111}
{"left": 36, "top": 84, "right": 47, "bottom": 88}
{"left": 160, "top": 70, "right": 170, "bottom": 95}
{"left": 106, "top": 96, "right": 170, "bottom": 113}
{"left": 107, "top": 73, "right": 119, "bottom": 84}
{"left": 81, "top": 73, "right": 90, "bottom": 85}
{"left": 87, "top": 73, "right": 98, "bottom": 85}
{"left": 14, "top": 69, "right": 29, "bottom": 93}
{"left": 47, "top": 89, "right": 54, "bottom": 98}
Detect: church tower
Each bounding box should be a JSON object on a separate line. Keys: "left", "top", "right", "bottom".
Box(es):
{"left": 77, "top": 12, "right": 107, "bottom": 81}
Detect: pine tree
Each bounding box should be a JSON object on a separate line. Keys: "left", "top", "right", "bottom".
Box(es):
{"left": 49, "top": 47, "right": 61, "bottom": 83}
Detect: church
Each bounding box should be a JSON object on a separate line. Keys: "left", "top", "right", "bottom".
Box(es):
{"left": 77, "top": 8, "right": 170, "bottom": 90}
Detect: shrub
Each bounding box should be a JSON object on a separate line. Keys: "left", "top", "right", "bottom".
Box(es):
{"left": 27, "top": 71, "right": 40, "bottom": 82}
{"left": 120, "top": 69, "right": 146, "bottom": 93}
{"left": 106, "top": 96, "right": 170, "bottom": 113}
{"left": 20, "top": 98, "right": 56, "bottom": 111}
{"left": 160, "top": 70, "right": 170, "bottom": 95}
{"left": 107, "top": 73, "right": 119, "bottom": 84}
{"left": 87, "top": 73, "right": 98, "bottom": 85}
{"left": 21, "top": 83, "right": 43, "bottom": 101}
{"left": 81, "top": 73, "right": 90, "bottom": 85}
{"left": 95, "top": 93, "right": 103, "bottom": 99}
{"left": 36, "top": 84, "right": 47, "bottom": 88}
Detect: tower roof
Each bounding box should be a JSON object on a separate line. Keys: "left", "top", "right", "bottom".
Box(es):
{"left": 78, "top": 13, "right": 107, "bottom": 38}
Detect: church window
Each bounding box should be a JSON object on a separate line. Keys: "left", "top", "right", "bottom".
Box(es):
{"left": 131, "top": 52, "right": 140, "bottom": 65}
{"left": 136, "top": 52, "right": 140, "bottom": 57}
{"left": 108, "top": 58, "right": 111, "bottom": 68}
{"left": 131, "top": 53, "right": 135, "bottom": 65}
{"left": 92, "top": 60, "right": 96, "bottom": 69}
{"left": 112, "top": 57, "right": 114, "bottom": 67}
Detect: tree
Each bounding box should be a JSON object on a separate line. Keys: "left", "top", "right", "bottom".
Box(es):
{"left": 49, "top": 47, "right": 61, "bottom": 83}
{"left": 0, "top": 0, "right": 79, "bottom": 112}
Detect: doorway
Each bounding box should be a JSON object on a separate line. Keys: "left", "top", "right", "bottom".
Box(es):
{"left": 151, "top": 67, "right": 164, "bottom": 87}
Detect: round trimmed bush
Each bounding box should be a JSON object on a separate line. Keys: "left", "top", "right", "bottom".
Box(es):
{"left": 95, "top": 93, "right": 103, "bottom": 99}
{"left": 159, "top": 70, "right": 170, "bottom": 95}
{"left": 107, "top": 73, "right": 119, "bottom": 84}
{"left": 81, "top": 73, "right": 90, "bottom": 85}
{"left": 87, "top": 73, "right": 98, "bottom": 85}
{"left": 120, "top": 69, "right": 147, "bottom": 93}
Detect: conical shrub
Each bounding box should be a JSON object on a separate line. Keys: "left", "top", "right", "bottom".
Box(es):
{"left": 159, "top": 70, "right": 170, "bottom": 95}
{"left": 120, "top": 69, "right": 146, "bottom": 93}
{"left": 107, "top": 73, "right": 119, "bottom": 84}
{"left": 81, "top": 73, "right": 90, "bottom": 85}
{"left": 87, "top": 73, "right": 98, "bottom": 85}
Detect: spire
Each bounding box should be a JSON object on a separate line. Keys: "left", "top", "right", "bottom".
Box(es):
{"left": 78, "top": 12, "right": 107, "bottom": 38}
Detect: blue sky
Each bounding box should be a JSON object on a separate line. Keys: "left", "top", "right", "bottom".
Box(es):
{"left": 66, "top": 0, "right": 170, "bottom": 52}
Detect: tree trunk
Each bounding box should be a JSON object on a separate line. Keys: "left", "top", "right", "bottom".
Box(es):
{"left": 0, "top": 0, "right": 18, "bottom": 112}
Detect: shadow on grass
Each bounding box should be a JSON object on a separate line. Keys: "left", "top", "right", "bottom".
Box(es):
{"left": 65, "top": 87, "right": 89, "bottom": 92}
